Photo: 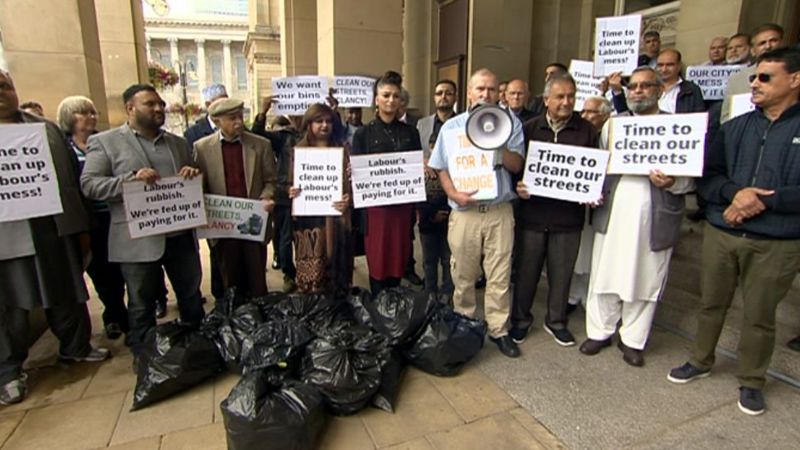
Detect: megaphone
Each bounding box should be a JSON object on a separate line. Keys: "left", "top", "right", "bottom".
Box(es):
{"left": 465, "top": 102, "right": 513, "bottom": 150}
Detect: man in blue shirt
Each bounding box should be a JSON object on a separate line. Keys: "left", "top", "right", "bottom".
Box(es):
{"left": 428, "top": 68, "right": 525, "bottom": 357}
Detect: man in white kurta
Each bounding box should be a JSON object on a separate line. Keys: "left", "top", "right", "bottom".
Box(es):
{"left": 580, "top": 67, "right": 694, "bottom": 367}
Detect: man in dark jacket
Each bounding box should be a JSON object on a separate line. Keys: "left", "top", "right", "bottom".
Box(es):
{"left": 509, "top": 73, "right": 599, "bottom": 347}
{"left": 668, "top": 47, "right": 800, "bottom": 416}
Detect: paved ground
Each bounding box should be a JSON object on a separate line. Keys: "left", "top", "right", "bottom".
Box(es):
{"left": 1, "top": 244, "right": 798, "bottom": 449}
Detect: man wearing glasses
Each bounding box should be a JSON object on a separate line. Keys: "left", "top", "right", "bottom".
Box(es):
{"left": 668, "top": 47, "right": 800, "bottom": 416}
{"left": 580, "top": 67, "right": 694, "bottom": 368}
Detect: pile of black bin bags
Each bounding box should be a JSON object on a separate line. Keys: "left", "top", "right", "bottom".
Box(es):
{"left": 131, "top": 286, "right": 487, "bottom": 450}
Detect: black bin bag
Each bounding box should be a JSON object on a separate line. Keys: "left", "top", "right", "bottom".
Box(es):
{"left": 366, "top": 287, "right": 436, "bottom": 347}
{"left": 372, "top": 348, "right": 406, "bottom": 413}
{"left": 239, "top": 319, "right": 314, "bottom": 371}
{"left": 300, "top": 324, "right": 388, "bottom": 415}
{"left": 221, "top": 371, "right": 326, "bottom": 450}
{"left": 403, "top": 303, "right": 487, "bottom": 377}
{"left": 202, "top": 301, "right": 264, "bottom": 372}
{"left": 132, "top": 321, "right": 224, "bottom": 410}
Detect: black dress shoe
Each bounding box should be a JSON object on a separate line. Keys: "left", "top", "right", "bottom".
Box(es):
{"left": 104, "top": 323, "right": 123, "bottom": 340}
{"left": 474, "top": 275, "right": 486, "bottom": 289}
{"left": 787, "top": 335, "right": 800, "bottom": 352}
{"left": 156, "top": 300, "right": 167, "bottom": 319}
{"left": 404, "top": 270, "right": 423, "bottom": 286}
{"left": 618, "top": 341, "right": 644, "bottom": 367}
{"left": 490, "top": 335, "right": 520, "bottom": 358}
{"left": 579, "top": 338, "right": 612, "bottom": 355}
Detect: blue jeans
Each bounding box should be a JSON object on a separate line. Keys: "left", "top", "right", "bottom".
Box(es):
{"left": 120, "top": 233, "right": 205, "bottom": 355}
{"left": 420, "top": 229, "right": 453, "bottom": 296}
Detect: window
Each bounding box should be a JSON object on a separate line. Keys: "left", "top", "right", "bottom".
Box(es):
{"left": 235, "top": 55, "right": 247, "bottom": 90}
{"left": 210, "top": 55, "right": 223, "bottom": 84}
{"left": 184, "top": 54, "right": 198, "bottom": 87}
{"left": 159, "top": 52, "right": 172, "bottom": 69}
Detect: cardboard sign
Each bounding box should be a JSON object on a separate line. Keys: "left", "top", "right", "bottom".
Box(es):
{"left": 729, "top": 93, "right": 757, "bottom": 120}
{"left": 123, "top": 176, "right": 207, "bottom": 238}
{"left": 569, "top": 60, "right": 605, "bottom": 111}
{"left": 523, "top": 141, "right": 609, "bottom": 203}
{"left": 0, "top": 123, "right": 63, "bottom": 222}
{"left": 594, "top": 15, "right": 641, "bottom": 76}
{"left": 292, "top": 147, "right": 344, "bottom": 216}
{"left": 442, "top": 129, "right": 498, "bottom": 201}
{"left": 197, "top": 195, "right": 268, "bottom": 242}
{"left": 351, "top": 150, "right": 425, "bottom": 208}
{"left": 686, "top": 65, "right": 746, "bottom": 100}
{"left": 271, "top": 76, "right": 329, "bottom": 115}
{"left": 333, "top": 76, "right": 375, "bottom": 107}
{"left": 608, "top": 113, "right": 708, "bottom": 177}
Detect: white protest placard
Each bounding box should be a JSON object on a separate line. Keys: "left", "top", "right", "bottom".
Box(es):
{"left": 333, "top": 76, "right": 375, "bottom": 107}
{"left": 197, "top": 195, "right": 268, "bottom": 242}
{"left": 523, "top": 141, "right": 609, "bottom": 203}
{"left": 0, "top": 123, "right": 62, "bottom": 222}
{"left": 351, "top": 150, "right": 425, "bottom": 208}
{"left": 608, "top": 112, "right": 708, "bottom": 177}
{"left": 292, "top": 147, "right": 344, "bottom": 216}
{"left": 569, "top": 60, "right": 605, "bottom": 111}
{"left": 123, "top": 176, "right": 207, "bottom": 239}
{"left": 271, "top": 76, "right": 329, "bottom": 115}
{"left": 686, "top": 65, "right": 746, "bottom": 100}
{"left": 594, "top": 15, "right": 641, "bottom": 76}
{"left": 729, "top": 93, "right": 756, "bottom": 120}
{"left": 442, "top": 129, "right": 498, "bottom": 201}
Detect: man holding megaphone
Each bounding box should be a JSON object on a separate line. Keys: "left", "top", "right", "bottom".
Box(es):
{"left": 428, "top": 68, "right": 526, "bottom": 358}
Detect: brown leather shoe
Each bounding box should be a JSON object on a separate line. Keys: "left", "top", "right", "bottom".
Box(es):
{"left": 579, "top": 338, "right": 612, "bottom": 355}
{"left": 618, "top": 341, "right": 644, "bottom": 367}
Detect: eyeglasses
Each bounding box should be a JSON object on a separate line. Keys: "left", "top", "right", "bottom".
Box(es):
{"left": 749, "top": 73, "right": 772, "bottom": 83}
{"left": 627, "top": 81, "right": 658, "bottom": 90}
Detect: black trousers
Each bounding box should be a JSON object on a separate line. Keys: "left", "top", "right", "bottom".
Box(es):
{"left": 0, "top": 302, "right": 92, "bottom": 384}
{"left": 511, "top": 228, "right": 581, "bottom": 330}
{"left": 86, "top": 211, "right": 128, "bottom": 330}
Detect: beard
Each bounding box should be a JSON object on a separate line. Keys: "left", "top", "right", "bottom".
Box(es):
{"left": 136, "top": 110, "right": 165, "bottom": 129}
{"left": 628, "top": 95, "right": 659, "bottom": 114}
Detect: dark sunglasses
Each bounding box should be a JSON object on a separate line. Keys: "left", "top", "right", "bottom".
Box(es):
{"left": 749, "top": 73, "right": 772, "bottom": 83}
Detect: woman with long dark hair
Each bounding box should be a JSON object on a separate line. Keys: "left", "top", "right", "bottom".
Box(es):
{"left": 351, "top": 71, "right": 422, "bottom": 295}
{"left": 289, "top": 103, "right": 353, "bottom": 296}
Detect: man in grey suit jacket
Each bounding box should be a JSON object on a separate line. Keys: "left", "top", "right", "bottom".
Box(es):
{"left": 0, "top": 70, "right": 109, "bottom": 406}
{"left": 81, "top": 84, "right": 205, "bottom": 355}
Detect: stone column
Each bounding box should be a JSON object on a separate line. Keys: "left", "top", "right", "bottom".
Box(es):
{"left": 169, "top": 37, "right": 179, "bottom": 68}
{"left": 316, "top": 0, "right": 403, "bottom": 77}
{"left": 222, "top": 40, "right": 233, "bottom": 92}
{"left": 146, "top": 37, "right": 152, "bottom": 62}
{"left": 280, "top": 0, "right": 318, "bottom": 76}
{"left": 0, "top": 0, "right": 110, "bottom": 128}
{"left": 195, "top": 39, "right": 207, "bottom": 92}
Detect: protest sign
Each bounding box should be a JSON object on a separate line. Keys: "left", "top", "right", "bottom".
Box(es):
{"left": 442, "top": 129, "right": 498, "bottom": 201}
{"left": 292, "top": 147, "right": 344, "bottom": 216}
{"left": 523, "top": 141, "right": 609, "bottom": 203}
{"left": 608, "top": 112, "right": 708, "bottom": 177}
{"left": 333, "top": 76, "right": 375, "bottom": 107}
{"left": 569, "top": 60, "right": 605, "bottom": 111}
{"left": 271, "top": 76, "right": 329, "bottom": 115}
{"left": 0, "top": 123, "right": 62, "bottom": 222}
{"left": 123, "top": 176, "right": 206, "bottom": 239}
{"left": 594, "top": 15, "right": 641, "bottom": 76}
{"left": 685, "top": 65, "right": 746, "bottom": 100}
{"left": 197, "top": 195, "right": 268, "bottom": 242}
{"left": 351, "top": 150, "right": 425, "bottom": 208}
{"left": 729, "top": 93, "right": 756, "bottom": 120}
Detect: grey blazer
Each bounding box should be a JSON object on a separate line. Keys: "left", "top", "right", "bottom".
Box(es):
{"left": 81, "top": 125, "right": 194, "bottom": 263}
{"left": 0, "top": 112, "right": 89, "bottom": 260}
{"left": 416, "top": 114, "right": 435, "bottom": 158}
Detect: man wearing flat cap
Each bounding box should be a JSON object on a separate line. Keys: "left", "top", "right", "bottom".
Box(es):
{"left": 193, "top": 98, "right": 277, "bottom": 297}
{"left": 183, "top": 83, "right": 228, "bottom": 304}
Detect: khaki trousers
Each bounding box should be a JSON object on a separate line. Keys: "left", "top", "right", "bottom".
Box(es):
{"left": 448, "top": 203, "right": 514, "bottom": 338}
{"left": 690, "top": 224, "right": 800, "bottom": 389}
